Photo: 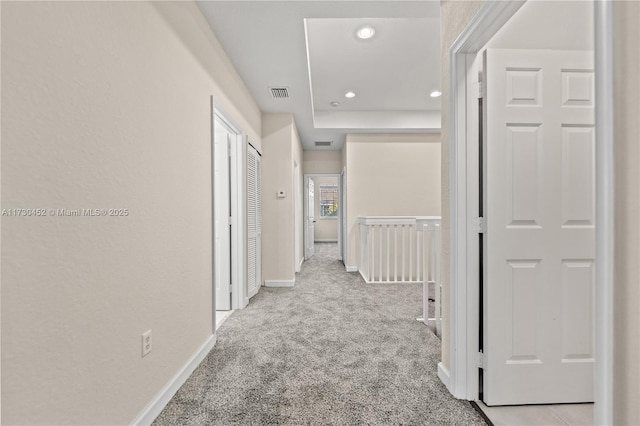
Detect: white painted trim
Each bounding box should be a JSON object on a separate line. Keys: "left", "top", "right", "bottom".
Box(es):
{"left": 314, "top": 239, "right": 338, "bottom": 243}
{"left": 264, "top": 279, "right": 296, "bottom": 288}
{"left": 448, "top": 1, "right": 525, "bottom": 400}
{"left": 594, "top": 1, "right": 614, "bottom": 424}
{"left": 298, "top": 257, "right": 304, "bottom": 271}
{"left": 345, "top": 265, "right": 358, "bottom": 273}
{"left": 304, "top": 173, "right": 342, "bottom": 263}
{"left": 438, "top": 362, "right": 451, "bottom": 392}
{"left": 132, "top": 334, "right": 216, "bottom": 426}
{"left": 212, "top": 100, "right": 247, "bottom": 314}
{"left": 448, "top": 2, "right": 614, "bottom": 421}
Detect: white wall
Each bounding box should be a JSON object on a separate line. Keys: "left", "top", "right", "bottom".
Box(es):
{"left": 344, "top": 133, "right": 441, "bottom": 268}
{"left": 261, "top": 113, "right": 303, "bottom": 284}
{"left": 313, "top": 176, "right": 339, "bottom": 242}
{"left": 1, "top": 2, "right": 261, "bottom": 424}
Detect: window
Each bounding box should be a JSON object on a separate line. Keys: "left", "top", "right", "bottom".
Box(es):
{"left": 319, "top": 184, "right": 338, "bottom": 217}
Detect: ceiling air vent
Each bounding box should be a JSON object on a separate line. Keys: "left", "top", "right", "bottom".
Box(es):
{"left": 269, "top": 87, "right": 290, "bottom": 99}
{"left": 315, "top": 141, "right": 333, "bottom": 147}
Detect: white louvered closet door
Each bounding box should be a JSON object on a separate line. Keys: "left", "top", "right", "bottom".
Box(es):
{"left": 247, "top": 144, "right": 262, "bottom": 299}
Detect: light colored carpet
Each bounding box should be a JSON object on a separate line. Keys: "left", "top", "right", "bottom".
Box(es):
{"left": 154, "top": 243, "right": 485, "bottom": 425}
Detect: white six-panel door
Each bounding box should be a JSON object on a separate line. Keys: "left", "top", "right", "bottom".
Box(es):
{"left": 214, "top": 117, "right": 232, "bottom": 311}
{"left": 483, "top": 49, "right": 595, "bottom": 405}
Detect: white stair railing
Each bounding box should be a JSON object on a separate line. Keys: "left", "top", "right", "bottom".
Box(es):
{"left": 358, "top": 216, "right": 442, "bottom": 336}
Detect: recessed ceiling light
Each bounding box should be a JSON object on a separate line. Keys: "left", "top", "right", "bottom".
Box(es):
{"left": 330, "top": 101, "right": 340, "bottom": 107}
{"left": 356, "top": 26, "right": 376, "bottom": 40}
{"left": 430, "top": 90, "right": 442, "bottom": 98}
{"left": 344, "top": 91, "right": 356, "bottom": 99}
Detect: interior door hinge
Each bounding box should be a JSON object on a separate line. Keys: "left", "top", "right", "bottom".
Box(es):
{"left": 478, "top": 351, "right": 487, "bottom": 369}
{"left": 477, "top": 81, "right": 485, "bottom": 99}
{"left": 474, "top": 217, "right": 487, "bottom": 234}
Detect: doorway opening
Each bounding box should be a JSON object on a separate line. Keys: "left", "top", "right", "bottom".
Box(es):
{"left": 304, "top": 173, "right": 343, "bottom": 263}
{"left": 446, "top": 1, "right": 614, "bottom": 424}
{"left": 212, "top": 102, "right": 247, "bottom": 326}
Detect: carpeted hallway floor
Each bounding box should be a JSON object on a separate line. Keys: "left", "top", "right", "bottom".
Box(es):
{"left": 154, "top": 243, "right": 486, "bottom": 425}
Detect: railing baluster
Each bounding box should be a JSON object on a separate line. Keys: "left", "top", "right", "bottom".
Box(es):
{"left": 379, "top": 225, "right": 383, "bottom": 282}
{"left": 423, "top": 224, "right": 428, "bottom": 284}
{"left": 408, "top": 225, "right": 413, "bottom": 282}
{"left": 435, "top": 223, "right": 441, "bottom": 336}
{"left": 401, "top": 225, "right": 405, "bottom": 282}
{"left": 417, "top": 228, "right": 421, "bottom": 281}
{"left": 393, "top": 225, "right": 398, "bottom": 282}
{"left": 371, "top": 225, "right": 375, "bottom": 281}
{"left": 387, "top": 224, "right": 391, "bottom": 282}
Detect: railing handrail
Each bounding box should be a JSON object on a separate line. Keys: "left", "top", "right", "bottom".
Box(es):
{"left": 357, "top": 215, "right": 441, "bottom": 226}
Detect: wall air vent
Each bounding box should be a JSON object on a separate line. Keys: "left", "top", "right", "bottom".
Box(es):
{"left": 315, "top": 141, "right": 333, "bottom": 147}
{"left": 269, "top": 87, "right": 290, "bottom": 99}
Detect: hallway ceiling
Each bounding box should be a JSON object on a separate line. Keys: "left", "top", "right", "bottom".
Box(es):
{"left": 196, "top": 1, "right": 441, "bottom": 150}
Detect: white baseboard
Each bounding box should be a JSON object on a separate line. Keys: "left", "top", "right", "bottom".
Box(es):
{"left": 438, "top": 362, "right": 451, "bottom": 392}
{"left": 264, "top": 279, "right": 295, "bottom": 288}
{"left": 345, "top": 265, "right": 358, "bottom": 273}
{"left": 132, "top": 334, "right": 217, "bottom": 426}
{"left": 314, "top": 239, "right": 338, "bottom": 243}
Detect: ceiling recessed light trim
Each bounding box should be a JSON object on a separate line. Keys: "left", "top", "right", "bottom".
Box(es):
{"left": 330, "top": 101, "right": 340, "bottom": 107}
{"left": 430, "top": 90, "right": 442, "bottom": 98}
{"left": 344, "top": 91, "right": 356, "bottom": 99}
{"left": 356, "top": 26, "right": 376, "bottom": 40}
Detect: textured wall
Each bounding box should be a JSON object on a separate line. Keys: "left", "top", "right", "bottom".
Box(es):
{"left": 1, "top": 1, "right": 261, "bottom": 424}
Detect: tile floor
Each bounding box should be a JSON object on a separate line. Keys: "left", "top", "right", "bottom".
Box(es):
{"left": 477, "top": 401, "right": 593, "bottom": 425}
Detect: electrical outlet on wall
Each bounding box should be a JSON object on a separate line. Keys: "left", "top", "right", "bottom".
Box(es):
{"left": 142, "top": 330, "right": 152, "bottom": 357}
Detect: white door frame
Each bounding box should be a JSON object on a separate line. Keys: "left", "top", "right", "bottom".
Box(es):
{"left": 304, "top": 173, "right": 342, "bottom": 260}
{"left": 445, "top": 1, "right": 614, "bottom": 424}
{"left": 212, "top": 99, "right": 247, "bottom": 317}
{"left": 340, "top": 168, "right": 347, "bottom": 264}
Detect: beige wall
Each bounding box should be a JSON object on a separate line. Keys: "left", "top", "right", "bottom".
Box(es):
{"left": 613, "top": 2, "right": 640, "bottom": 424}
{"left": 261, "top": 113, "right": 303, "bottom": 283}
{"left": 1, "top": 2, "right": 261, "bottom": 424}
{"left": 312, "top": 176, "right": 339, "bottom": 242}
{"left": 486, "top": 0, "right": 593, "bottom": 51}
{"left": 439, "top": 0, "right": 485, "bottom": 372}
{"left": 344, "top": 133, "right": 441, "bottom": 268}
{"left": 303, "top": 150, "right": 343, "bottom": 175}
